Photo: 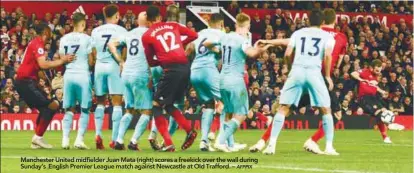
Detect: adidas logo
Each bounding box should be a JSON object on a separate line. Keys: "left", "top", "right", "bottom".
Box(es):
{"left": 71, "top": 5, "right": 88, "bottom": 19}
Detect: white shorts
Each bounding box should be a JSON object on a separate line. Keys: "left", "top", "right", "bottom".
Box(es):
{"left": 279, "top": 66, "right": 331, "bottom": 108}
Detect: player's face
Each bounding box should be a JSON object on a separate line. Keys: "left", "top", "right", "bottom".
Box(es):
{"left": 43, "top": 28, "right": 52, "bottom": 41}
{"left": 373, "top": 66, "right": 382, "bottom": 75}
{"left": 79, "top": 20, "right": 86, "bottom": 31}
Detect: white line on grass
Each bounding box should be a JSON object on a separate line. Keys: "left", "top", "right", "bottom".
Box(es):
{"left": 1, "top": 156, "right": 394, "bottom": 173}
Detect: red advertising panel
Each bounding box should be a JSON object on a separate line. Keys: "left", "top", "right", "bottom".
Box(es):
{"left": 0, "top": 114, "right": 109, "bottom": 131}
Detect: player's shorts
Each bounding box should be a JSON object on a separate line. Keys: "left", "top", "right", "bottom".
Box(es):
{"left": 279, "top": 66, "right": 330, "bottom": 107}
{"left": 297, "top": 87, "right": 340, "bottom": 112}
{"left": 15, "top": 79, "right": 52, "bottom": 108}
{"left": 63, "top": 72, "right": 92, "bottom": 109}
{"left": 122, "top": 74, "right": 152, "bottom": 110}
{"left": 220, "top": 77, "right": 248, "bottom": 115}
{"left": 94, "top": 62, "right": 123, "bottom": 96}
{"left": 154, "top": 63, "right": 190, "bottom": 106}
{"left": 359, "top": 95, "right": 386, "bottom": 116}
{"left": 190, "top": 67, "right": 221, "bottom": 103}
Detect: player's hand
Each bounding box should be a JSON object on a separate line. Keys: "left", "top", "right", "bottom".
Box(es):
{"left": 325, "top": 77, "right": 334, "bottom": 91}
{"left": 255, "top": 39, "right": 267, "bottom": 46}
{"left": 61, "top": 54, "right": 76, "bottom": 63}
{"left": 368, "top": 80, "right": 378, "bottom": 86}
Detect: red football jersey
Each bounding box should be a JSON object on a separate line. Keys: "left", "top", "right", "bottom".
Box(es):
{"left": 142, "top": 22, "right": 198, "bottom": 67}
{"left": 16, "top": 37, "right": 45, "bottom": 80}
{"left": 321, "top": 27, "right": 348, "bottom": 75}
{"left": 357, "top": 68, "right": 378, "bottom": 98}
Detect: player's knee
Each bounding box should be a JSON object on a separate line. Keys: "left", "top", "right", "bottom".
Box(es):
{"left": 111, "top": 95, "right": 123, "bottom": 106}
{"left": 320, "top": 107, "right": 331, "bottom": 115}
{"left": 48, "top": 100, "right": 60, "bottom": 111}
{"left": 126, "top": 108, "right": 134, "bottom": 114}
{"left": 96, "top": 96, "right": 106, "bottom": 104}
{"left": 205, "top": 100, "right": 215, "bottom": 109}
{"left": 234, "top": 115, "right": 246, "bottom": 122}
{"left": 278, "top": 105, "right": 290, "bottom": 116}
{"left": 141, "top": 109, "right": 152, "bottom": 115}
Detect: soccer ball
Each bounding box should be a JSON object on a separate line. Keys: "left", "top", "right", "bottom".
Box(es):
{"left": 380, "top": 110, "right": 395, "bottom": 124}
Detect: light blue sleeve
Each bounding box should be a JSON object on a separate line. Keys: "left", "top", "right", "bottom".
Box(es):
{"left": 288, "top": 31, "right": 297, "bottom": 48}
{"left": 85, "top": 36, "right": 93, "bottom": 54}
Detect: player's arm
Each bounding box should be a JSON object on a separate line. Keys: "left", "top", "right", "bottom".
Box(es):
{"left": 203, "top": 41, "right": 221, "bottom": 54}
{"left": 142, "top": 35, "right": 160, "bottom": 67}
{"left": 38, "top": 55, "right": 75, "bottom": 69}
{"left": 185, "top": 42, "right": 195, "bottom": 60}
{"left": 258, "top": 38, "right": 290, "bottom": 47}
{"left": 351, "top": 71, "right": 368, "bottom": 83}
{"left": 176, "top": 23, "right": 198, "bottom": 45}
{"left": 324, "top": 38, "right": 335, "bottom": 91}
{"left": 108, "top": 39, "right": 125, "bottom": 65}
{"left": 244, "top": 41, "right": 272, "bottom": 58}
{"left": 336, "top": 36, "right": 348, "bottom": 69}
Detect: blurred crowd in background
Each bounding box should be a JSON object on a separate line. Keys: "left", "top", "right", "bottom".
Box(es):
{"left": 1, "top": 1, "right": 412, "bottom": 129}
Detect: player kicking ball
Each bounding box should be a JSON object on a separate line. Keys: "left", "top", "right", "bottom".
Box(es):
{"left": 142, "top": 5, "right": 199, "bottom": 152}
{"left": 204, "top": 13, "right": 271, "bottom": 152}
{"left": 91, "top": 4, "right": 127, "bottom": 149}
{"left": 60, "top": 13, "right": 94, "bottom": 150}
{"left": 107, "top": 12, "right": 153, "bottom": 151}
{"left": 262, "top": 9, "right": 339, "bottom": 155}
{"left": 250, "top": 8, "right": 348, "bottom": 155}
{"left": 351, "top": 60, "right": 393, "bottom": 144}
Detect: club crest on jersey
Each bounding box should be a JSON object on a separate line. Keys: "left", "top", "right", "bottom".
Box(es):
{"left": 38, "top": 48, "right": 44, "bottom": 55}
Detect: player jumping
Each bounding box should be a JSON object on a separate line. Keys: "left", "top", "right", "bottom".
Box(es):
{"left": 60, "top": 12, "right": 94, "bottom": 150}
{"left": 262, "top": 9, "right": 339, "bottom": 155}
{"left": 15, "top": 23, "right": 75, "bottom": 149}
{"left": 204, "top": 13, "right": 271, "bottom": 152}
{"left": 107, "top": 12, "right": 153, "bottom": 151}
{"left": 91, "top": 4, "right": 127, "bottom": 149}
{"left": 142, "top": 5, "right": 198, "bottom": 152}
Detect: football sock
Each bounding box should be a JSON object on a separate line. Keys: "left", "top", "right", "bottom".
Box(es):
{"left": 210, "top": 115, "right": 220, "bottom": 133}
{"left": 227, "top": 134, "right": 235, "bottom": 148}
{"left": 149, "top": 119, "right": 158, "bottom": 139}
{"left": 62, "top": 111, "right": 74, "bottom": 139}
{"left": 111, "top": 106, "right": 123, "bottom": 141}
{"left": 216, "top": 111, "right": 226, "bottom": 144}
{"left": 377, "top": 121, "right": 387, "bottom": 139}
{"left": 154, "top": 115, "right": 173, "bottom": 146}
{"left": 269, "top": 113, "right": 285, "bottom": 145}
{"left": 311, "top": 125, "right": 325, "bottom": 142}
{"left": 201, "top": 108, "right": 214, "bottom": 143}
{"left": 261, "top": 122, "right": 273, "bottom": 141}
{"left": 219, "top": 118, "right": 239, "bottom": 145}
{"left": 35, "top": 108, "right": 56, "bottom": 137}
{"left": 76, "top": 109, "right": 89, "bottom": 142}
{"left": 168, "top": 108, "right": 191, "bottom": 133}
{"left": 94, "top": 104, "right": 105, "bottom": 137}
{"left": 116, "top": 113, "right": 132, "bottom": 144}
{"left": 131, "top": 114, "right": 150, "bottom": 144}
{"left": 168, "top": 116, "right": 178, "bottom": 135}
{"left": 322, "top": 114, "right": 334, "bottom": 149}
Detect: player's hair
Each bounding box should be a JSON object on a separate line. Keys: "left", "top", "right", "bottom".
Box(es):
{"left": 146, "top": 5, "right": 160, "bottom": 22}
{"left": 72, "top": 12, "right": 86, "bottom": 26}
{"left": 236, "top": 13, "right": 250, "bottom": 27}
{"left": 166, "top": 4, "right": 179, "bottom": 22}
{"left": 34, "top": 23, "right": 50, "bottom": 35}
{"left": 210, "top": 13, "right": 224, "bottom": 24}
{"left": 309, "top": 9, "right": 324, "bottom": 26}
{"left": 103, "top": 4, "right": 119, "bottom": 19}
{"left": 323, "top": 8, "right": 336, "bottom": 25}
{"left": 371, "top": 59, "right": 382, "bottom": 67}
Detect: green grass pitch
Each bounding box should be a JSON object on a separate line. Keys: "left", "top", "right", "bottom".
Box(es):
{"left": 1, "top": 130, "right": 412, "bottom": 173}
